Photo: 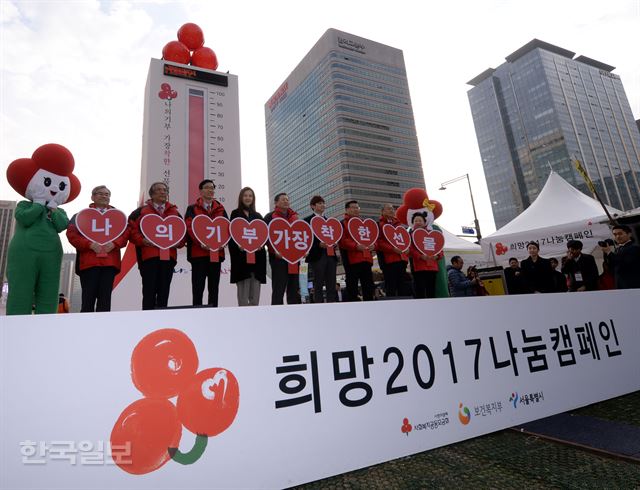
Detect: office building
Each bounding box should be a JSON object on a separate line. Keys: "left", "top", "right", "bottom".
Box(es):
{"left": 468, "top": 39, "right": 640, "bottom": 228}
{"left": 265, "top": 28, "right": 425, "bottom": 218}
{"left": 0, "top": 200, "right": 17, "bottom": 283}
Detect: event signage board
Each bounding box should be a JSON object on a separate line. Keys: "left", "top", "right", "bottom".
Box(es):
{"left": 1, "top": 290, "right": 639, "bottom": 489}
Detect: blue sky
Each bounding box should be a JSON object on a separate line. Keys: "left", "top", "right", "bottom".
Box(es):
{"left": 1, "top": 0, "right": 639, "bottom": 248}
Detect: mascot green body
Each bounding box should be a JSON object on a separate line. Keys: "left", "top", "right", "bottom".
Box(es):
{"left": 6, "top": 144, "right": 81, "bottom": 315}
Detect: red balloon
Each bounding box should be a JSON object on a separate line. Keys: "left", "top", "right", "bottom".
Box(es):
{"left": 191, "top": 47, "right": 218, "bottom": 70}
{"left": 177, "top": 23, "right": 204, "bottom": 51}
{"left": 162, "top": 40, "right": 190, "bottom": 65}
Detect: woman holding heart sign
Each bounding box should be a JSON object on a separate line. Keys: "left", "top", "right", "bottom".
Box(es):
{"left": 409, "top": 212, "right": 443, "bottom": 299}
{"left": 228, "top": 187, "right": 267, "bottom": 306}
{"left": 67, "top": 185, "right": 129, "bottom": 312}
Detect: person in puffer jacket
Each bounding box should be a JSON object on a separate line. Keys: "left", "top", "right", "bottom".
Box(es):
{"left": 447, "top": 255, "right": 478, "bottom": 297}
{"left": 185, "top": 179, "right": 228, "bottom": 307}
{"left": 128, "top": 182, "right": 184, "bottom": 310}
{"left": 409, "top": 213, "right": 442, "bottom": 298}
{"left": 67, "top": 185, "right": 129, "bottom": 312}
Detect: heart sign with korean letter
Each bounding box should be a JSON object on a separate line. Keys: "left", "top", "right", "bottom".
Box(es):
{"left": 412, "top": 228, "right": 445, "bottom": 257}
{"left": 140, "top": 214, "right": 186, "bottom": 250}
{"left": 382, "top": 224, "right": 411, "bottom": 253}
{"left": 191, "top": 215, "right": 231, "bottom": 251}
{"left": 347, "top": 217, "right": 379, "bottom": 248}
{"left": 268, "top": 218, "right": 313, "bottom": 265}
{"left": 311, "top": 216, "right": 343, "bottom": 256}
{"left": 76, "top": 208, "right": 127, "bottom": 245}
{"left": 229, "top": 218, "right": 269, "bottom": 264}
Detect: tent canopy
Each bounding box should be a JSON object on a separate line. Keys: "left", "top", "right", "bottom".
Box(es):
{"left": 481, "top": 172, "right": 621, "bottom": 264}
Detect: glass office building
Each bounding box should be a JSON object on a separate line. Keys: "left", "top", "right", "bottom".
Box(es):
{"left": 468, "top": 39, "right": 640, "bottom": 228}
{"left": 265, "top": 29, "right": 425, "bottom": 219}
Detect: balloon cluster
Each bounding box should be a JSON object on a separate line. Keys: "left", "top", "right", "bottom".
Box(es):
{"left": 162, "top": 23, "right": 218, "bottom": 71}
{"left": 110, "top": 329, "right": 239, "bottom": 474}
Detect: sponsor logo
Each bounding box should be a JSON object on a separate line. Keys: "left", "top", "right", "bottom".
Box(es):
{"left": 401, "top": 418, "right": 412, "bottom": 436}
{"left": 458, "top": 403, "right": 471, "bottom": 425}
{"left": 510, "top": 392, "right": 520, "bottom": 408}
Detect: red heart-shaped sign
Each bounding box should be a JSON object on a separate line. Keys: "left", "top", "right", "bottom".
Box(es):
{"left": 268, "top": 218, "right": 313, "bottom": 264}
{"left": 75, "top": 208, "right": 127, "bottom": 245}
{"left": 382, "top": 224, "right": 411, "bottom": 253}
{"left": 140, "top": 214, "right": 186, "bottom": 249}
{"left": 229, "top": 218, "right": 269, "bottom": 253}
{"left": 347, "top": 217, "right": 379, "bottom": 247}
{"left": 310, "top": 216, "right": 343, "bottom": 246}
{"left": 191, "top": 215, "right": 231, "bottom": 251}
{"left": 412, "top": 228, "right": 445, "bottom": 257}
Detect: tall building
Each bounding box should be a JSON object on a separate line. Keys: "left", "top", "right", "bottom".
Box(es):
{"left": 265, "top": 28, "right": 425, "bottom": 219}
{"left": 0, "top": 200, "right": 17, "bottom": 283}
{"left": 468, "top": 39, "right": 640, "bottom": 228}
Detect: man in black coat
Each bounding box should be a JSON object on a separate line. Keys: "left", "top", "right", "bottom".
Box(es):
{"left": 603, "top": 224, "right": 640, "bottom": 289}
{"left": 561, "top": 240, "right": 599, "bottom": 291}
{"left": 520, "top": 242, "right": 554, "bottom": 293}
{"left": 304, "top": 195, "right": 338, "bottom": 303}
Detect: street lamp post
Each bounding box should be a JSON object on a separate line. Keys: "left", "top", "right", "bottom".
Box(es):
{"left": 439, "top": 173, "right": 482, "bottom": 242}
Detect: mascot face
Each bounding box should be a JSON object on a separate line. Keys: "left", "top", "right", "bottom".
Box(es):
{"left": 26, "top": 169, "right": 71, "bottom": 205}
{"left": 396, "top": 187, "right": 442, "bottom": 227}
{"left": 6, "top": 143, "right": 80, "bottom": 204}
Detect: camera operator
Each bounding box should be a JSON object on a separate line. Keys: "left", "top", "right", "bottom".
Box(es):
{"left": 601, "top": 225, "right": 640, "bottom": 289}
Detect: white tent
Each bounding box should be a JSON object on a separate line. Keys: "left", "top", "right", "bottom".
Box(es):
{"left": 439, "top": 226, "right": 489, "bottom": 268}
{"left": 481, "top": 172, "right": 620, "bottom": 265}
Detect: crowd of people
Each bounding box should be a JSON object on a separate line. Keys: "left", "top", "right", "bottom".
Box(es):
{"left": 65, "top": 180, "right": 640, "bottom": 312}
{"left": 501, "top": 231, "right": 640, "bottom": 295}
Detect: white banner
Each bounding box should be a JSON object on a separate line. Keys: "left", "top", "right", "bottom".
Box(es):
{"left": 482, "top": 222, "right": 612, "bottom": 266}
{"left": 1, "top": 290, "right": 639, "bottom": 489}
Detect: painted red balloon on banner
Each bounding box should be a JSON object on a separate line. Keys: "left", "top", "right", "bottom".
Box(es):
{"left": 162, "top": 40, "right": 190, "bottom": 64}
{"left": 268, "top": 218, "right": 313, "bottom": 264}
{"left": 177, "top": 23, "right": 205, "bottom": 51}
{"left": 229, "top": 218, "right": 269, "bottom": 253}
{"left": 176, "top": 367, "right": 240, "bottom": 437}
{"left": 191, "top": 215, "right": 230, "bottom": 251}
{"left": 110, "top": 398, "right": 182, "bottom": 475}
{"left": 75, "top": 208, "right": 127, "bottom": 245}
{"left": 347, "top": 217, "right": 379, "bottom": 247}
{"left": 382, "top": 224, "right": 411, "bottom": 253}
{"left": 191, "top": 47, "right": 218, "bottom": 70}
{"left": 412, "top": 228, "right": 445, "bottom": 257}
{"left": 310, "top": 216, "right": 343, "bottom": 247}
{"left": 140, "top": 214, "right": 186, "bottom": 249}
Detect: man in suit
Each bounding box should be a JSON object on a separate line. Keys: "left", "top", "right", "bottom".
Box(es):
{"left": 602, "top": 224, "right": 640, "bottom": 289}
{"left": 304, "top": 196, "right": 338, "bottom": 303}
{"left": 561, "top": 239, "right": 599, "bottom": 291}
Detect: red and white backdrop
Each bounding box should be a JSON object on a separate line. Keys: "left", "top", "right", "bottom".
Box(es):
{"left": 1, "top": 290, "right": 639, "bottom": 488}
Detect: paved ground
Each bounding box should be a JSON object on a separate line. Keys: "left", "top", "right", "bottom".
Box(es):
{"left": 294, "top": 391, "right": 640, "bottom": 489}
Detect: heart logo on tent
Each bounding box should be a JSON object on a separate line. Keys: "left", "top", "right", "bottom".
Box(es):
{"left": 229, "top": 218, "right": 269, "bottom": 253}
{"left": 191, "top": 215, "right": 230, "bottom": 251}
{"left": 347, "top": 218, "right": 379, "bottom": 247}
{"left": 382, "top": 224, "right": 411, "bottom": 253}
{"left": 140, "top": 215, "right": 186, "bottom": 249}
{"left": 75, "top": 208, "right": 127, "bottom": 245}
{"left": 412, "top": 228, "right": 445, "bottom": 257}
{"left": 268, "top": 218, "right": 313, "bottom": 264}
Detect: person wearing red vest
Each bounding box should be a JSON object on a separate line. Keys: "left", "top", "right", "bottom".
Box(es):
{"left": 409, "top": 213, "right": 442, "bottom": 298}
{"left": 128, "top": 181, "right": 184, "bottom": 310}
{"left": 184, "top": 179, "right": 228, "bottom": 307}
{"left": 376, "top": 203, "right": 408, "bottom": 297}
{"left": 67, "top": 185, "right": 129, "bottom": 312}
{"left": 339, "top": 200, "right": 374, "bottom": 301}
{"left": 264, "top": 192, "right": 301, "bottom": 305}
